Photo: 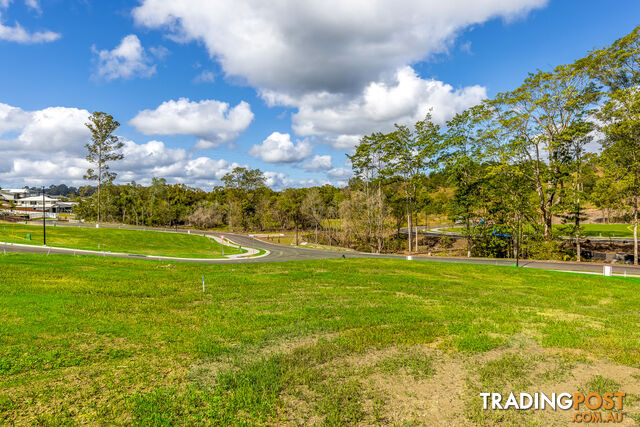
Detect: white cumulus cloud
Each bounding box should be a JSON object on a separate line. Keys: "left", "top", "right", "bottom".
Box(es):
{"left": 263, "top": 171, "right": 292, "bottom": 190}
{"left": 92, "top": 34, "right": 159, "bottom": 81}
{"left": 129, "top": 97, "right": 254, "bottom": 149}
{"left": 119, "top": 139, "right": 189, "bottom": 169}
{"left": 327, "top": 167, "right": 353, "bottom": 180}
{"left": 248, "top": 132, "right": 312, "bottom": 164}
{"left": 0, "top": 0, "right": 59, "bottom": 43}
{"left": 0, "top": 103, "right": 91, "bottom": 154}
{"left": 133, "top": 0, "right": 545, "bottom": 97}
{"left": 17, "top": 106, "right": 91, "bottom": 153}
{"left": 301, "top": 154, "right": 332, "bottom": 171}
{"left": 0, "top": 1, "right": 59, "bottom": 43}
{"left": 263, "top": 171, "right": 332, "bottom": 190}
{"left": 184, "top": 157, "right": 239, "bottom": 180}
{"left": 0, "top": 102, "right": 31, "bottom": 134}
{"left": 132, "top": 1, "right": 521, "bottom": 147}
{"left": 282, "top": 66, "right": 486, "bottom": 148}
{"left": 0, "top": 21, "right": 59, "bottom": 43}
{"left": 9, "top": 156, "right": 89, "bottom": 183}
{"left": 0, "top": 101, "right": 248, "bottom": 189}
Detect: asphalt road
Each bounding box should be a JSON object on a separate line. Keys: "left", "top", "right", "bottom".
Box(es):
{"left": 2, "top": 222, "right": 640, "bottom": 276}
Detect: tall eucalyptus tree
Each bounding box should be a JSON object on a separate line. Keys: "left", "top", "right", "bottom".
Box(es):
{"left": 491, "top": 64, "right": 599, "bottom": 239}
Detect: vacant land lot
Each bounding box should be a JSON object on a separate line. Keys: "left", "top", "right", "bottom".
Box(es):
{"left": 1, "top": 255, "right": 639, "bottom": 425}
{"left": 0, "top": 223, "right": 245, "bottom": 258}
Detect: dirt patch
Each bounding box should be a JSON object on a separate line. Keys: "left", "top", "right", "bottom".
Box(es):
{"left": 333, "top": 346, "right": 400, "bottom": 371}
{"left": 273, "top": 342, "right": 469, "bottom": 425}
{"left": 462, "top": 345, "right": 640, "bottom": 426}
{"left": 185, "top": 338, "right": 640, "bottom": 425}
{"left": 367, "top": 350, "right": 468, "bottom": 425}
{"left": 278, "top": 386, "right": 324, "bottom": 426}
{"left": 532, "top": 360, "right": 640, "bottom": 425}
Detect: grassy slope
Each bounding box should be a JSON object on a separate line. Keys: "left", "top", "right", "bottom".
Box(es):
{"left": 441, "top": 223, "right": 635, "bottom": 237}
{"left": 580, "top": 223, "right": 634, "bottom": 237}
{"left": 0, "top": 223, "right": 245, "bottom": 258}
{"left": 1, "top": 255, "right": 640, "bottom": 424}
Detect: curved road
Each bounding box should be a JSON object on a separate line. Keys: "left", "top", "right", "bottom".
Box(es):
{"left": 2, "top": 222, "right": 640, "bottom": 276}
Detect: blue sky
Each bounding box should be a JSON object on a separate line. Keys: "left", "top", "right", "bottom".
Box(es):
{"left": 0, "top": 0, "right": 638, "bottom": 190}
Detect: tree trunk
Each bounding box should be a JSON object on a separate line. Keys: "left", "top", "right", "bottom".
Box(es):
{"left": 97, "top": 163, "right": 101, "bottom": 224}
{"left": 575, "top": 150, "right": 583, "bottom": 262}
{"left": 533, "top": 171, "right": 552, "bottom": 240}
{"left": 414, "top": 212, "right": 419, "bottom": 252}
{"left": 515, "top": 216, "right": 521, "bottom": 267}
{"left": 634, "top": 202, "right": 638, "bottom": 266}
{"left": 377, "top": 181, "right": 383, "bottom": 254}
{"left": 407, "top": 209, "right": 412, "bottom": 252}
{"left": 544, "top": 211, "right": 552, "bottom": 240}
{"left": 466, "top": 219, "right": 471, "bottom": 258}
{"left": 576, "top": 199, "right": 582, "bottom": 263}
{"left": 295, "top": 221, "right": 299, "bottom": 246}
{"left": 407, "top": 188, "right": 414, "bottom": 253}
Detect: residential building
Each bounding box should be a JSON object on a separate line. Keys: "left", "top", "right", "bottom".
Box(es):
{"left": 14, "top": 195, "right": 75, "bottom": 214}
{"left": 0, "top": 189, "right": 32, "bottom": 202}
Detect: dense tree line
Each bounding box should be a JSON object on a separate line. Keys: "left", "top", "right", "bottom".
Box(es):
{"left": 73, "top": 26, "right": 640, "bottom": 263}
{"left": 344, "top": 26, "right": 640, "bottom": 263}
{"left": 24, "top": 184, "right": 88, "bottom": 197}
{"left": 73, "top": 172, "right": 346, "bottom": 243}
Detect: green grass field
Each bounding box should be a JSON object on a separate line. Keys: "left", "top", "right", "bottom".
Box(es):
{"left": 441, "top": 223, "right": 636, "bottom": 238}
{"left": 0, "top": 223, "right": 246, "bottom": 258}
{"left": 1, "top": 254, "right": 639, "bottom": 425}
{"left": 579, "top": 223, "right": 635, "bottom": 237}
{"left": 262, "top": 234, "right": 298, "bottom": 246}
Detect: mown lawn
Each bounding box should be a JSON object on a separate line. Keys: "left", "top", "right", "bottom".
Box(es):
{"left": 580, "top": 223, "right": 634, "bottom": 237}
{"left": 1, "top": 255, "right": 640, "bottom": 424}
{"left": 441, "top": 223, "right": 635, "bottom": 238}
{"left": 0, "top": 223, "right": 245, "bottom": 258}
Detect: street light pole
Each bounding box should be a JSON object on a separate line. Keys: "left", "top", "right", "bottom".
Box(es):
{"left": 42, "top": 186, "right": 46, "bottom": 246}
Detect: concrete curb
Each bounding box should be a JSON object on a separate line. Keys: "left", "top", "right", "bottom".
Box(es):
{"left": 0, "top": 233, "right": 270, "bottom": 262}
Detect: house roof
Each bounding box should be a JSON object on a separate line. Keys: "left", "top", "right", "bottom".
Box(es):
{"left": 0, "top": 189, "right": 30, "bottom": 194}
{"left": 17, "top": 195, "right": 61, "bottom": 202}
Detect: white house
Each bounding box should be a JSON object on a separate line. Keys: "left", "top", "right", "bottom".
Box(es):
{"left": 0, "top": 189, "right": 31, "bottom": 201}
{"left": 14, "top": 195, "right": 75, "bottom": 214}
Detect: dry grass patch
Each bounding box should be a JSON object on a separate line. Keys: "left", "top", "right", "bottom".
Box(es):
{"left": 463, "top": 346, "right": 640, "bottom": 426}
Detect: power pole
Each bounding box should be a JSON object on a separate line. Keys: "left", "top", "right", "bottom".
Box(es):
{"left": 42, "top": 186, "right": 46, "bottom": 246}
